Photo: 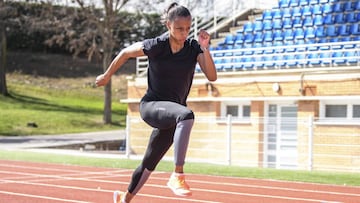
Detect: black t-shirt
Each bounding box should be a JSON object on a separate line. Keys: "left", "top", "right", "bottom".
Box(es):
{"left": 142, "top": 33, "right": 203, "bottom": 105}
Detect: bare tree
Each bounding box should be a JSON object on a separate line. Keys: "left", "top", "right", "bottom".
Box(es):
{"left": 73, "top": 0, "right": 131, "bottom": 124}
{"left": 0, "top": 0, "right": 15, "bottom": 96}
{"left": 43, "top": 0, "right": 131, "bottom": 124}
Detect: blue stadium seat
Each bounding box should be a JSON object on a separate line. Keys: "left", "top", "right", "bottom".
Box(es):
{"left": 344, "top": 51, "right": 358, "bottom": 64}
{"left": 355, "top": 1, "right": 360, "bottom": 11}
{"left": 262, "top": 10, "right": 272, "bottom": 20}
{"left": 343, "top": 1, "right": 354, "bottom": 12}
{"left": 308, "top": 53, "right": 321, "bottom": 66}
{"left": 292, "top": 7, "right": 302, "bottom": 17}
{"left": 289, "top": 0, "right": 299, "bottom": 7}
{"left": 274, "top": 55, "right": 286, "bottom": 67}
{"left": 341, "top": 37, "right": 355, "bottom": 49}
{"left": 297, "top": 53, "right": 307, "bottom": 66}
{"left": 263, "top": 20, "right": 272, "bottom": 30}
{"left": 323, "top": 14, "right": 334, "bottom": 25}
{"left": 224, "top": 34, "right": 234, "bottom": 45}
{"left": 302, "top": 5, "right": 312, "bottom": 16}
{"left": 233, "top": 44, "right": 243, "bottom": 55}
{"left": 334, "top": 13, "right": 345, "bottom": 24}
{"left": 279, "top": 0, "right": 290, "bottom": 8}
{"left": 273, "top": 30, "right": 283, "bottom": 41}
{"left": 243, "top": 57, "right": 254, "bottom": 70}
{"left": 312, "top": 4, "right": 322, "bottom": 15}
{"left": 285, "top": 54, "right": 297, "bottom": 67}
{"left": 332, "top": 2, "right": 343, "bottom": 13}
{"left": 273, "top": 40, "right": 284, "bottom": 52}
{"left": 318, "top": 38, "right": 330, "bottom": 50}
{"left": 350, "top": 23, "right": 360, "bottom": 35}
{"left": 254, "top": 32, "right": 263, "bottom": 42}
{"left": 295, "top": 39, "right": 306, "bottom": 52}
{"left": 233, "top": 58, "right": 243, "bottom": 71}
{"left": 320, "top": 52, "right": 332, "bottom": 65}
{"left": 243, "top": 43, "right": 253, "bottom": 55}
{"left": 293, "top": 17, "right": 302, "bottom": 28}
{"left": 282, "top": 7, "right": 292, "bottom": 18}
{"left": 313, "top": 15, "right": 323, "bottom": 26}
{"left": 263, "top": 56, "right": 275, "bottom": 68}
{"left": 319, "top": 38, "right": 330, "bottom": 50}
{"left": 294, "top": 28, "right": 305, "bottom": 39}
{"left": 285, "top": 40, "right": 296, "bottom": 52}
{"left": 299, "top": 0, "right": 308, "bottom": 6}
{"left": 272, "top": 9, "right": 282, "bottom": 19}
{"left": 345, "top": 13, "right": 357, "bottom": 23}
{"left": 254, "top": 56, "right": 264, "bottom": 69}
{"left": 332, "top": 51, "right": 345, "bottom": 65}
{"left": 303, "top": 16, "right": 313, "bottom": 27}
{"left": 253, "top": 42, "right": 263, "bottom": 54}
{"left": 264, "top": 31, "right": 273, "bottom": 41}
{"left": 305, "top": 27, "right": 316, "bottom": 39}
{"left": 319, "top": 0, "right": 328, "bottom": 4}
{"left": 309, "top": 0, "right": 319, "bottom": 5}
{"left": 273, "top": 19, "right": 282, "bottom": 30}
{"left": 322, "top": 4, "right": 332, "bottom": 13}
{"left": 315, "top": 26, "right": 326, "bottom": 38}
{"left": 282, "top": 18, "right": 292, "bottom": 29}
{"left": 307, "top": 39, "right": 318, "bottom": 51}
{"left": 263, "top": 42, "right": 275, "bottom": 54}
{"left": 326, "top": 25, "right": 337, "bottom": 37}
{"left": 244, "top": 22, "right": 253, "bottom": 33}
{"left": 254, "top": 21, "right": 263, "bottom": 32}
{"left": 244, "top": 33, "right": 254, "bottom": 43}
{"left": 338, "top": 24, "right": 350, "bottom": 36}
{"left": 214, "top": 58, "right": 223, "bottom": 71}
{"left": 234, "top": 33, "right": 244, "bottom": 45}
{"left": 284, "top": 29, "right": 294, "bottom": 41}
{"left": 223, "top": 57, "right": 234, "bottom": 71}
{"left": 330, "top": 38, "right": 342, "bottom": 49}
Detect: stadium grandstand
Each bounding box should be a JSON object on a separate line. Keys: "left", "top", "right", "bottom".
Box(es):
{"left": 123, "top": 0, "right": 360, "bottom": 172}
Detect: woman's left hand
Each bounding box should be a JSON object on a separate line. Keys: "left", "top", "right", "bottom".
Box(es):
{"left": 198, "top": 29, "right": 210, "bottom": 49}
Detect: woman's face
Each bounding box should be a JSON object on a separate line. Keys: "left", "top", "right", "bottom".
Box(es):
{"left": 167, "top": 16, "right": 192, "bottom": 44}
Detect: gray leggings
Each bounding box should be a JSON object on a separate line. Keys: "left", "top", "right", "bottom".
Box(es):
{"left": 127, "top": 100, "right": 194, "bottom": 194}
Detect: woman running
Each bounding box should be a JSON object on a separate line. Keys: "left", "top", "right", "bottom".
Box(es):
{"left": 95, "top": 2, "right": 217, "bottom": 203}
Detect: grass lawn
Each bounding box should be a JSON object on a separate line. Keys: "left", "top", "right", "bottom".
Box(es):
{"left": 0, "top": 73, "right": 128, "bottom": 136}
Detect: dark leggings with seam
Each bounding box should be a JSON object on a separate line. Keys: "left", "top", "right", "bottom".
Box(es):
{"left": 127, "top": 100, "right": 194, "bottom": 194}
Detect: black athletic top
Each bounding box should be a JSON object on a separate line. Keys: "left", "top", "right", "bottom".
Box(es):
{"left": 142, "top": 33, "right": 203, "bottom": 105}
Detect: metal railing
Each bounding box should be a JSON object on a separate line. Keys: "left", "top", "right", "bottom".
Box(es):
{"left": 124, "top": 115, "right": 360, "bottom": 173}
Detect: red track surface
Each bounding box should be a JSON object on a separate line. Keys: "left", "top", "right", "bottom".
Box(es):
{"left": 0, "top": 160, "right": 359, "bottom": 203}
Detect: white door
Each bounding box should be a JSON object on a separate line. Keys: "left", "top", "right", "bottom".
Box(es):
{"left": 265, "top": 104, "right": 298, "bottom": 169}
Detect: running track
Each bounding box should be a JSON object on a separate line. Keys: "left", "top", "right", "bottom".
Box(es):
{"left": 0, "top": 160, "right": 359, "bottom": 203}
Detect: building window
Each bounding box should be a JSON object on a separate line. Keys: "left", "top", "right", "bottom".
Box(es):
{"left": 243, "top": 105, "right": 251, "bottom": 117}
{"left": 320, "top": 101, "right": 360, "bottom": 123}
{"left": 226, "top": 105, "right": 239, "bottom": 117}
{"left": 353, "top": 105, "right": 360, "bottom": 118}
{"left": 325, "top": 105, "right": 347, "bottom": 118}
{"left": 221, "top": 102, "right": 251, "bottom": 121}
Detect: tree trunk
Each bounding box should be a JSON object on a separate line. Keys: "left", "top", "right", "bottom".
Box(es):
{"left": 0, "top": 28, "right": 8, "bottom": 96}
{"left": 103, "top": 51, "right": 112, "bottom": 124}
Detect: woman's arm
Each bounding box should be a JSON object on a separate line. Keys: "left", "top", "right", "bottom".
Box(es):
{"left": 197, "top": 30, "right": 217, "bottom": 82}
{"left": 95, "top": 42, "right": 145, "bottom": 86}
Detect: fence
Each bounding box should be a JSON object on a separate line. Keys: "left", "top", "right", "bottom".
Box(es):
{"left": 124, "top": 115, "right": 360, "bottom": 173}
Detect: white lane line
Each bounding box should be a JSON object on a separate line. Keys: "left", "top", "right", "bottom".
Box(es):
{"left": 0, "top": 190, "right": 92, "bottom": 203}
{"left": 151, "top": 176, "right": 360, "bottom": 198}
{"left": 0, "top": 170, "right": 353, "bottom": 203}
{"left": 0, "top": 180, "right": 221, "bottom": 203}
